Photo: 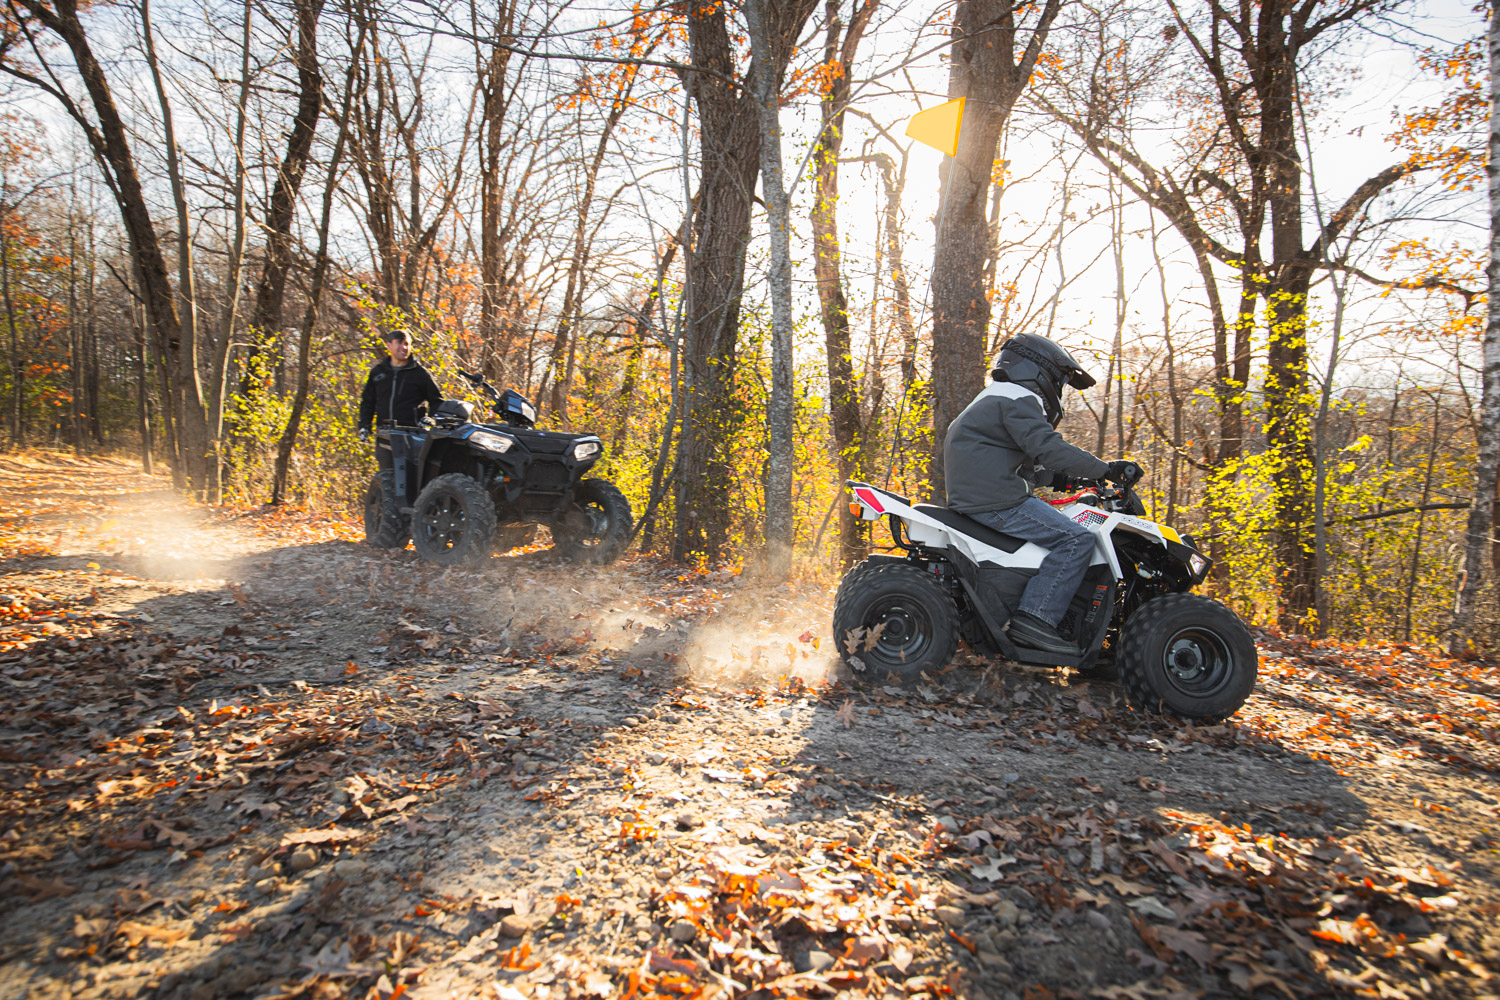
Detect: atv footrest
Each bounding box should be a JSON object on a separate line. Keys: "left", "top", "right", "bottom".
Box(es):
{"left": 1009, "top": 645, "right": 1083, "bottom": 668}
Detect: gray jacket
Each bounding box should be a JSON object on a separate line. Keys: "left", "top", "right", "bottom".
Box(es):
{"left": 943, "top": 381, "right": 1109, "bottom": 513}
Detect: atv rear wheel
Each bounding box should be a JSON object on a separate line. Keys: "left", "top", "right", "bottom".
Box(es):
{"left": 832, "top": 559, "right": 959, "bottom": 687}
{"left": 363, "top": 471, "right": 409, "bottom": 549}
{"left": 1117, "top": 593, "right": 1256, "bottom": 720}
{"left": 552, "top": 479, "right": 632, "bottom": 564}
{"left": 411, "top": 473, "right": 496, "bottom": 567}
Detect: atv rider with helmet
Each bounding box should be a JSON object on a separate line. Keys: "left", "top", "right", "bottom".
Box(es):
{"left": 943, "top": 334, "right": 1138, "bottom": 657}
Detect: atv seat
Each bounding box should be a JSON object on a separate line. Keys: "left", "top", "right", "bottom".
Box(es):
{"left": 913, "top": 504, "right": 1026, "bottom": 554}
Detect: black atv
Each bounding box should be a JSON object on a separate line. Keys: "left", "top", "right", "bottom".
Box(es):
{"left": 363, "top": 371, "right": 632, "bottom": 566}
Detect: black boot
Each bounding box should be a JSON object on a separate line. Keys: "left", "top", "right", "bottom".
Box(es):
{"left": 1007, "top": 611, "right": 1080, "bottom": 656}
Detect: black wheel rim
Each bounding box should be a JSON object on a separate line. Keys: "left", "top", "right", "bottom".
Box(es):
{"left": 864, "top": 598, "right": 933, "bottom": 664}
{"left": 1161, "top": 626, "right": 1234, "bottom": 697}
{"left": 420, "top": 494, "right": 466, "bottom": 550}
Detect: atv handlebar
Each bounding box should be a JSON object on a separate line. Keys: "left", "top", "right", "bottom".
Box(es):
{"left": 1049, "top": 467, "right": 1147, "bottom": 517}
{"left": 456, "top": 368, "right": 502, "bottom": 405}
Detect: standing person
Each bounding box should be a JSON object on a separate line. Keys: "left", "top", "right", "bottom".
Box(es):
{"left": 357, "top": 327, "right": 444, "bottom": 476}
{"left": 943, "top": 334, "right": 1138, "bottom": 655}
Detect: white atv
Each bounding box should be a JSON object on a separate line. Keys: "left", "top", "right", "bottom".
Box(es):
{"left": 832, "top": 471, "right": 1256, "bottom": 719}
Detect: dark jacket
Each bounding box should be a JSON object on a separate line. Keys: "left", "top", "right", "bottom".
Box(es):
{"left": 944, "top": 380, "right": 1109, "bottom": 513}
{"left": 358, "top": 356, "right": 443, "bottom": 431}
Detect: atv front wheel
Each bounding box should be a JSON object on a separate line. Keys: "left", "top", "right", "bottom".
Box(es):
{"left": 832, "top": 559, "right": 959, "bottom": 687}
{"left": 552, "top": 479, "right": 632, "bottom": 564}
{"left": 1117, "top": 593, "right": 1256, "bottom": 719}
{"left": 411, "top": 473, "right": 496, "bottom": 567}
{"left": 363, "top": 471, "right": 409, "bottom": 549}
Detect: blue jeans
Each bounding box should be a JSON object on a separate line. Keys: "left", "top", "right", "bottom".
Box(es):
{"left": 971, "top": 497, "right": 1096, "bottom": 627}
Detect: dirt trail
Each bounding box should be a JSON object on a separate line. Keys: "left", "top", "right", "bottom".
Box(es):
{"left": 0, "top": 454, "right": 1496, "bottom": 1000}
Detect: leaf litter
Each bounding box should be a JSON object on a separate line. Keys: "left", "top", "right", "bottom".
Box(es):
{"left": 0, "top": 455, "right": 1495, "bottom": 1000}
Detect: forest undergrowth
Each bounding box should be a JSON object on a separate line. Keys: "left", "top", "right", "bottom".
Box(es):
{"left": 0, "top": 453, "right": 1497, "bottom": 1000}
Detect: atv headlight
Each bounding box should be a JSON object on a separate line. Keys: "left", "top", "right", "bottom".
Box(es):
{"left": 572, "top": 439, "right": 601, "bottom": 461}
{"left": 468, "top": 429, "right": 515, "bottom": 453}
{"left": 1188, "top": 553, "right": 1209, "bottom": 580}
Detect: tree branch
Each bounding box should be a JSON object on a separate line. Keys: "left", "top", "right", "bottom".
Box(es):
{"left": 1315, "top": 259, "right": 1481, "bottom": 309}
{"left": 1308, "top": 161, "right": 1410, "bottom": 258}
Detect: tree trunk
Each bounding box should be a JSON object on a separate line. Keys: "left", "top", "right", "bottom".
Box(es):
{"left": 928, "top": 0, "right": 1060, "bottom": 498}
{"left": 1258, "top": 4, "right": 1317, "bottom": 630}
{"left": 1452, "top": 1, "right": 1500, "bottom": 653}
{"left": 544, "top": 85, "right": 633, "bottom": 422}
{"left": 204, "top": 0, "right": 255, "bottom": 500}
{"left": 1404, "top": 400, "right": 1443, "bottom": 641}
{"left": 811, "top": 0, "right": 875, "bottom": 569}
{"left": 1, "top": 206, "right": 22, "bottom": 446}
{"left": 132, "top": 285, "right": 153, "bottom": 474}
{"left": 271, "top": 108, "right": 348, "bottom": 505}
{"left": 844, "top": 149, "right": 917, "bottom": 386}
{"left": 476, "top": 2, "right": 515, "bottom": 364}
{"left": 142, "top": 0, "right": 211, "bottom": 493}
{"left": 16, "top": 0, "right": 197, "bottom": 484}
{"left": 65, "top": 203, "right": 80, "bottom": 451}
{"left": 243, "top": 0, "right": 326, "bottom": 401}
{"left": 672, "top": 7, "right": 762, "bottom": 563}
{"left": 671, "top": 0, "right": 816, "bottom": 564}
{"left": 744, "top": 0, "right": 798, "bottom": 576}
{"left": 84, "top": 208, "right": 101, "bottom": 446}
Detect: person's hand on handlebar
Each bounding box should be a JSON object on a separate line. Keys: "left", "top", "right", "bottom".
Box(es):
{"left": 1035, "top": 469, "right": 1073, "bottom": 490}
{"left": 1104, "top": 460, "right": 1143, "bottom": 486}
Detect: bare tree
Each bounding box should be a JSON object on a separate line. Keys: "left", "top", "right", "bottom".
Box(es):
{"left": 2, "top": 0, "right": 211, "bottom": 489}
{"left": 811, "top": 0, "right": 876, "bottom": 568}
{"left": 243, "top": 0, "right": 326, "bottom": 401}
{"left": 1452, "top": 2, "right": 1500, "bottom": 653}
{"left": 928, "top": 0, "right": 1061, "bottom": 498}
{"left": 672, "top": 0, "right": 814, "bottom": 563}
{"left": 344, "top": 0, "right": 471, "bottom": 316}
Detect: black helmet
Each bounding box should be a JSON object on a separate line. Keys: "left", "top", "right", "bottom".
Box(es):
{"left": 990, "top": 334, "right": 1097, "bottom": 425}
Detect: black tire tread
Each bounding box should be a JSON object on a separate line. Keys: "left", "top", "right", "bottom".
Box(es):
{"left": 831, "top": 559, "right": 959, "bottom": 687}
{"left": 364, "top": 471, "right": 408, "bottom": 549}
{"left": 554, "top": 479, "right": 633, "bottom": 564}
{"left": 411, "top": 473, "right": 497, "bottom": 567}
{"left": 1117, "top": 592, "right": 1256, "bottom": 720}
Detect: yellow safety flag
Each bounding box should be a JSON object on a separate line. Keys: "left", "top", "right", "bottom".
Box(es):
{"left": 904, "top": 98, "right": 965, "bottom": 157}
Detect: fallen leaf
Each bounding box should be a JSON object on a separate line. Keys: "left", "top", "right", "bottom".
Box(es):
{"left": 1126, "top": 896, "right": 1178, "bottom": 921}
{"left": 1090, "top": 874, "right": 1154, "bottom": 896}
{"left": 843, "top": 935, "right": 886, "bottom": 965}
{"left": 117, "top": 921, "right": 188, "bottom": 947}
{"left": 299, "top": 939, "right": 375, "bottom": 978}
{"left": 219, "top": 921, "right": 256, "bottom": 942}
{"left": 4, "top": 873, "right": 75, "bottom": 899}
{"left": 1154, "top": 926, "right": 1215, "bottom": 967}
{"left": 969, "top": 855, "right": 1016, "bottom": 881}
{"left": 280, "top": 827, "right": 363, "bottom": 847}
